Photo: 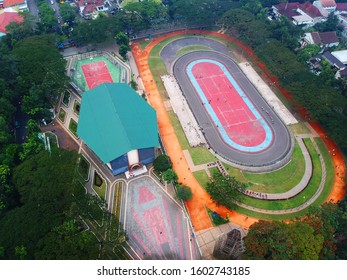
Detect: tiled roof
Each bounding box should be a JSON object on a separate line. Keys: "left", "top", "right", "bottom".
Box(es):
{"left": 300, "top": 2, "right": 323, "bottom": 18}
{"left": 311, "top": 32, "right": 321, "bottom": 44}
{"left": 3, "top": 0, "right": 25, "bottom": 7}
{"left": 336, "top": 3, "right": 347, "bottom": 11}
{"left": 320, "top": 0, "right": 336, "bottom": 8}
{"left": 0, "top": 11, "right": 23, "bottom": 33}
{"left": 319, "top": 31, "right": 339, "bottom": 44}
{"left": 275, "top": 1, "right": 323, "bottom": 19}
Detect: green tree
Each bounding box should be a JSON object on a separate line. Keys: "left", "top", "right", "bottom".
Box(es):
{"left": 115, "top": 31, "right": 129, "bottom": 46}
{"left": 59, "top": 3, "right": 76, "bottom": 24}
{"left": 119, "top": 44, "right": 130, "bottom": 60}
{"left": 14, "top": 245, "right": 27, "bottom": 260}
{"left": 162, "top": 168, "right": 178, "bottom": 184}
{"left": 242, "top": 220, "right": 294, "bottom": 260}
{"left": 153, "top": 154, "right": 172, "bottom": 173}
{"left": 287, "top": 221, "right": 324, "bottom": 260}
{"left": 206, "top": 172, "right": 245, "bottom": 209}
{"left": 12, "top": 35, "right": 68, "bottom": 114}
{"left": 175, "top": 185, "right": 193, "bottom": 201}
{"left": 38, "top": 3, "right": 57, "bottom": 31}
{"left": 296, "top": 44, "right": 320, "bottom": 64}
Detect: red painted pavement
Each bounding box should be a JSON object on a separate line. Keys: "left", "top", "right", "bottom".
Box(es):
{"left": 81, "top": 61, "right": 113, "bottom": 89}
{"left": 191, "top": 62, "right": 266, "bottom": 148}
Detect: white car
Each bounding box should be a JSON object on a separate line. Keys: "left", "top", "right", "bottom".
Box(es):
{"left": 51, "top": 0, "right": 54, "bottom": 4}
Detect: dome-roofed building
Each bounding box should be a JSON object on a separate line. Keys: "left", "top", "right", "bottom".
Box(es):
{"left": 77, "top": 83, "right": 159, "bottom": 176}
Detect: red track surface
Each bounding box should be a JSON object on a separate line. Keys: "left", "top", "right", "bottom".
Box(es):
{"left": 192, "top": 62, "right": 266, "bottom": 148}
{"left": 81, "top": 61, "right": 113, "bottom": 89}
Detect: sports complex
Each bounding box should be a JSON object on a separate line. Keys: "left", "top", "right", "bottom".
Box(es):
{"left": 53, "top": 30, "right": 346, "bottom": 259}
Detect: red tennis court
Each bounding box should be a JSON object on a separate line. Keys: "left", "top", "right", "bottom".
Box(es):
{"left": 191, "top": 62, "right": 267, "bottom": 148}
{"left": 81, "top": 61, "right": 113, "bottom": 89}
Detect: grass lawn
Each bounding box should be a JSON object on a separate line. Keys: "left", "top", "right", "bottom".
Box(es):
{"left": 232, "top": 138, "right": 321, "bottom": 211}
{"left": 289, "top": 122, "right": 310, "bottom": 135}
{"left": 176, "top": 45, "right": 211, "bottom": 57}
{"left": 73, "top": 100, "right": 81, "bottom": 116}
{"left": 225, "top": 138, "right": 335, "bottom": 221}
{"left": 58, "top": 108, "right": 66, "bottom": 123}
{"left": 68, "top": 119, "right": 78, "bottom": 137}
{"left": 221, "top": 140, "right": 305, "bottom": 194}
{"left": 194, "top": 170, "right": 210, "bottom": 189}
{"left": 78, "top": 155, "right": 90, "bottom": 181}
{"left": 244, "top": 141, "right": 305, "bottom": 193}
{"left": 147, "top": 57, "right": 168, "bottom": 98}
{"left": 92, "top": 171, "right": 106, "bottom": 200}
{"left": 140, "top": 40, "right": 151, "bottom": 50}
{"left": 310, "top": 138, "right": 335, "bottom": 206}
{"left": 113, "top": 181, "right": 123, "bottom": 221}
{"left": 45, "top": 132, "right": 58, "bottom": 148}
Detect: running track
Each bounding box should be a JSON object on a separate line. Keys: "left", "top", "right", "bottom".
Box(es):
{"left": 173, "top": 51, "right": 292, "bottom": 167}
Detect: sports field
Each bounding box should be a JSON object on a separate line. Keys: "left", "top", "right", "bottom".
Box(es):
{"left": 188, "top": 59, "right": 272, "bottom": 152}
{"left": 72, "top": 56, "right": 126, "bottom": 92}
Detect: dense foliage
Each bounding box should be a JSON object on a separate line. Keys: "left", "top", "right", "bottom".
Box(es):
{"left": 206, "top": 172, "right": 246, "bottom": 208}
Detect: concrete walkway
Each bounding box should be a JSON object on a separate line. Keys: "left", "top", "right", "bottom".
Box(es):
{"left": 239, "top": 62, "right": 298, "bottom": 126}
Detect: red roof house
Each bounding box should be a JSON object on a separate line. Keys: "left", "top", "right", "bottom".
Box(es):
{"left": 0, "top": 9, "right": 23, "bottom": 34}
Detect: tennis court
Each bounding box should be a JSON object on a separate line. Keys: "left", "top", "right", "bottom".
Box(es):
{"left": 81, "top": 61, "right": 113, "bottom": 89}
{"left": 72, "top": 55, "right": 125, "bottom": 92}
{"left": 187, "top": 59, "right": 273, "bottom": 152}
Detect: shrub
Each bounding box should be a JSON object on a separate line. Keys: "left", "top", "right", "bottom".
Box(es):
{"left": 153, "top": 154, "right": 171, "bottom": 173}
{"left": 176, "top": 185, "right": 193, "bottom": 201}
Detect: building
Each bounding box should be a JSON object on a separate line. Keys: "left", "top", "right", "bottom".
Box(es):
{"left": 303, "top": 31, "right": 339, "bottom": 48}
{"left": 313, "top": 0, "right": 337, "bottom": 13}
{"left": 77, "top": 83, "right": 159, "bottom": 176}
{"left": 336, "top": 2, "right": 347, "bottom": 14}
{"left": 331, "top": 50, "right": 347, "bottom": 64}
{"left": 77, "top": 0, "right": 110, "bottom": 20}
{"left": 1, "top": 0, "right": 28, "bottom": 11}
{"left": 323, "top": 51, "right": 346, "bottom": 69}
{"left": 0, "top": 7, "right": 23, "bottom": 35}
{"left": 273, "top": 1, "right": 327, "bottom": 27}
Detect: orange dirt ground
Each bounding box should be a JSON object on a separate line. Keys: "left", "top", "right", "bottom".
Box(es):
{"left": 131, "top": 30, "right": 345, "bottom": 231}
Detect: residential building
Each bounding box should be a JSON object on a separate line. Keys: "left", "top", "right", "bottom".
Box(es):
{"left": 322, "top": 51, "right": 346, "bottom": 69}
{"left": 303, "top": 31, "right": 339, "bottom": 48}
{"left": 273, "top": 1, "right": 327, "bottom": 27}
{"left": 77, "top": 0, "right": 110, "bottom": 20}
{"left": 2, "top": 0, "right": 28, "bottom": 11}
{"left": 0, "top": 7, "right": 23, "bottom": 35}
{"left": 313, "top": 0, "right": 337, "bottom": 13}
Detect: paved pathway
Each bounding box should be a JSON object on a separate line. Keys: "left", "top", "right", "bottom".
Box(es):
{"left": 122, "top": 176, "right": 199, "bottom": 260}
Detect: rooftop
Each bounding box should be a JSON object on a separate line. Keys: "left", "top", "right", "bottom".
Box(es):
{"left": 320, "top": 0, "right": 336, "bottom": 8}
{"left": 77, "top": 83, "right": 159, "bottom": 163}
{"left": 323, "top": 51, "right": 346, "bottom": 68}
{"left": 0, "top": 9, "right": 23, "bottom": 33}
{"left": 3, "top": 0, "right": 25, "bottom": 7}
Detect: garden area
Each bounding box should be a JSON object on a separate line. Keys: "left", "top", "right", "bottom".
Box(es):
{"left": 92, "top": 171, "right": 106, "bottom": 200}
{"left": 73, "top": 100, "right": 81, "bottom": 116}
{"left": 77, "top": 155, "right": 90, "bottom": 181}
{"left": 62, "top": 91, "right": 71, "bottom": 107}
{"left": 44, "top": 132, "right": 58, "bottom": 148}
{"left": 58, "top": 108, "right": 66, "bottom": 123}
{"left": 68, "top": 119, "right": 78, "bottom": 137}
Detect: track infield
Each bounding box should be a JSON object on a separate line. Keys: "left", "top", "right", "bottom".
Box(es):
{"left": 188, "top": 59, "right": 272, "bottom": 152}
